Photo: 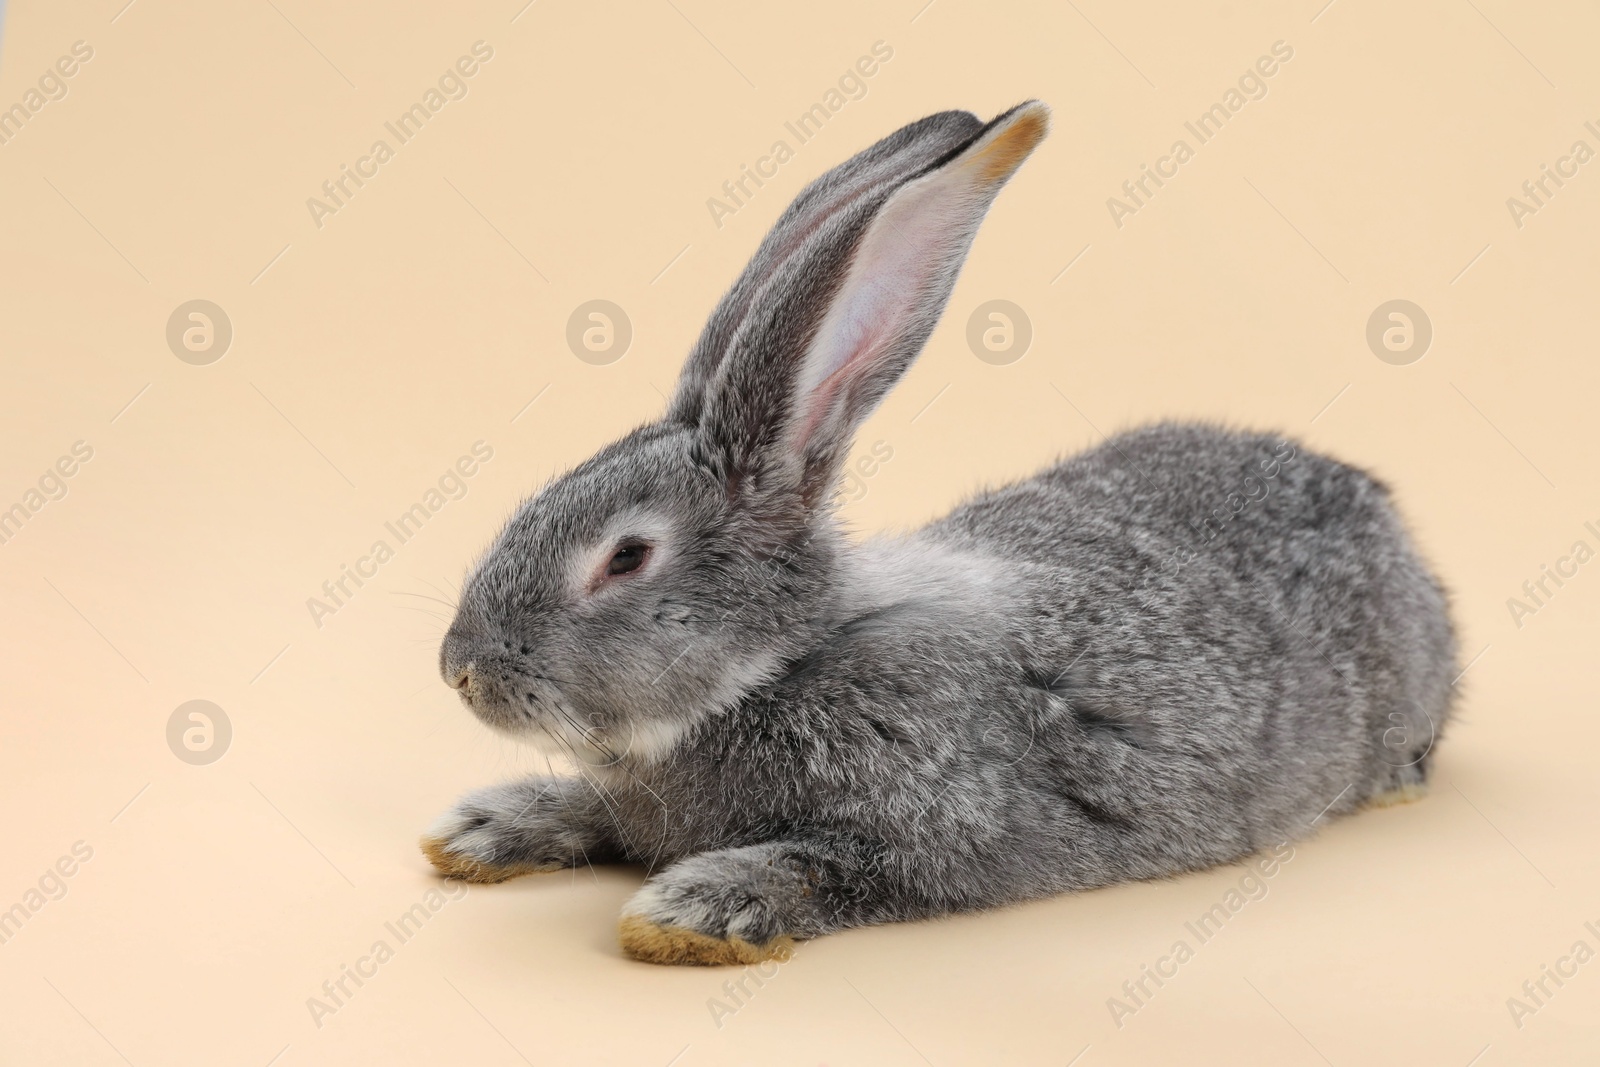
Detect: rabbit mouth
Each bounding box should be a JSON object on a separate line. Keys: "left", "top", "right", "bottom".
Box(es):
{"left": 464, "top": 670, "right": 636, "bottom": 767}
{"left": 453, "top": 665, "right": 554, "bottom": 733}
{"left": 452, "top": 655, "right": 695, "bottom": 767}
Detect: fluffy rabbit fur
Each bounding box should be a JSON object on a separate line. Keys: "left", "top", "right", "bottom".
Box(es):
{"left": 422, "top": 101, "right": 1457, "bottom": 965}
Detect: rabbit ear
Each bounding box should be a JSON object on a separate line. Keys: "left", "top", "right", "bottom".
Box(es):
{"left": 668, "top": 110, "right": 988, "bottom": 427}
{"left": 690, "top": 101, "right": 1049, "bottom": 510}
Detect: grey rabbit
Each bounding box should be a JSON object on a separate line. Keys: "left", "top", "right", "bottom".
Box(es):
{"left": 422, "top": 101, "right": 1457, "bottom": 965}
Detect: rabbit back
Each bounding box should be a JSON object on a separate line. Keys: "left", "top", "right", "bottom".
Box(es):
{"left": 919, "top": 421, "right": 1457, "bottom": 858}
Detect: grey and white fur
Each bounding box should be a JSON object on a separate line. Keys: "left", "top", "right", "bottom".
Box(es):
{"left": 422, "top": 101, "right": 1457, "bottom": 965}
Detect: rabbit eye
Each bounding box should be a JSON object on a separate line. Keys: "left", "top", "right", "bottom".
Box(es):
{"left": 606, "top": 542, "right": 649, "bottom": 577}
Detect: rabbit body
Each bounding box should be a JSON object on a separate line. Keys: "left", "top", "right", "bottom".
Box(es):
{"left": 625, "top": 421, "right": 1453, "bottom": 876}
{"left": 423, "top": 103, "right": 1456, "bottom": 965}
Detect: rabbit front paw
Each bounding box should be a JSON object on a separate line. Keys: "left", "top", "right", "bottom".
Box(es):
{"left": 420, "top": 779, "right": 588, "bottom": 883}
{"left": 618, "top": 847, "right": 802, "bottom": 966}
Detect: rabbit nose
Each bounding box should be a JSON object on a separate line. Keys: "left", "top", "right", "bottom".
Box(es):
{"left": 440, "top": 631, "right": 484, "bottom": 691}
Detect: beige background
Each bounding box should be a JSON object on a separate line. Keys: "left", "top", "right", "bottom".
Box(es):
{"left": 1, "top": 0, "right": 1597, "bottom": 1063}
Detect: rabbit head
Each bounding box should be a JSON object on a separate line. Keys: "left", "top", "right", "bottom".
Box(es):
{"left": 440, "top": 102, "right": 1049, "bottom": 765}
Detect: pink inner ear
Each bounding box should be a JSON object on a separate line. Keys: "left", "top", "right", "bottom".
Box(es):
{"left": 793, "top": 314, "right": 895, "bottom": 454}
{"left": 783, "top": 107, "right": 1043, "bottom": 465}
{"left": 719, "top": 170, "right": 922, "bottom": 380}
{"left": 790, "top": 189, "right": 948, "bottom": 456}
